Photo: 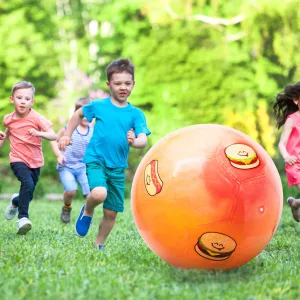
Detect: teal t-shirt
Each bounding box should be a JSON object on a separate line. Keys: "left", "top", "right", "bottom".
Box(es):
{"left": 82, "top": 98, "right": 151, "bottom": 168}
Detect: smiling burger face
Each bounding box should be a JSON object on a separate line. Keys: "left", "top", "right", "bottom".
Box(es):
{"left": 195, "top": 232, "right": 237, "bottom": 261}
{"left": 225, "top": 144, "right": 260, "bottom": 170}
{"left": 237, "top": 150, "right": 248, "bottom": 157}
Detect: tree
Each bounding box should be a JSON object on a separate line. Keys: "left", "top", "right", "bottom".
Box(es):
{"left": 0, "top": 1, "right": 62, "bottom": 116}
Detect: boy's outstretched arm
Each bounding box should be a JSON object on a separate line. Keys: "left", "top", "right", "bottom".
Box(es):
{"left": 127, "top": 129, "right": 147, "bottom": 149}
{"left": 56, "top": 127, "right": 66, "bottom": 142}
{"left": 0, "top": 128, "right": 8, "bottom": 148}
{"left": 58, "top": 108, "right": 84, "bottom": 151}
{"left": 0, "top": 130, "right": 6, "bottom": 140}
{"left": 28, "top": 127, "right": 57, "bottom": 141}
{"left": 50, "top": 128, "right": 65, "bottom": 166}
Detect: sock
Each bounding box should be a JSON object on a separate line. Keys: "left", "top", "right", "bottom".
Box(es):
{"left": 64, "top": 204, "right": 72, "bottom": 209}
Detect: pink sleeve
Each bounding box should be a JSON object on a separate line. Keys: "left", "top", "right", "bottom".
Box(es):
{"left": 37, "top": 114, "right": 52, "bottom": 131}
{"left": 286, "top": 114, "right": 294, "bottom": 122}
{"left": 3, "top": 114, "right": 11, "bottom": 127}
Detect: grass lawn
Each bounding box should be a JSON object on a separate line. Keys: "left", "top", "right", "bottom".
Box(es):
{"left": 0, "top": 198, "right": 300, "bottom": 300}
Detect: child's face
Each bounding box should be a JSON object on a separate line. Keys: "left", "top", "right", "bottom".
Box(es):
{"left": 106, "top": 72, "right": 135, "bottom": 103}
{"left": 293, "top": 98, "right": 300, "bottom": 108}
{"left": 75, "top": 105, "right": 89, "bottom": 127}
{"left": 80, "top": 117, "right": 89, "bottom": 127}
{"left": 10, "top": 88, "right": 34, "bottom": 117}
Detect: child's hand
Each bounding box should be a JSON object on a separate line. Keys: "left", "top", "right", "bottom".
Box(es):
{"left": 0, "top": 131, "right": 6, "bottom": 140}
{"left": 284, "top": 155, "right": 299, "bottom": 165}
{"left": 28, "top": 128, "right": 41, "bottom": 137}
{"left": 58, "top": 136, "right": 72, "bottom": 151}
{"left": 57, "top": 153, "right": 65, "bottom": 166}
{"left": 127, "top": 128, "right": 135, "bottom": 146}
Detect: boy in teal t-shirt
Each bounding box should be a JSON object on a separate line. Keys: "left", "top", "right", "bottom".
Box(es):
{"left": 58, "top": 58, "right": 150, "bottom": 250}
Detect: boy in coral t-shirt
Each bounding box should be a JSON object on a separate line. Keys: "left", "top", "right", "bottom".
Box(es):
{"left": 0, "top": 81, "right": 56, "bottom": 235}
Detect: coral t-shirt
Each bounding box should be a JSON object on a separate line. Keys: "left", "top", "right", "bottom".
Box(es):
{"left": 3, "top": 109, "right": 52, "bottom": 168}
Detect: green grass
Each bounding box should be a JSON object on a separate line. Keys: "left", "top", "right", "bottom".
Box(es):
{"left": 1, "top": 199, "right": 300, "bottom": 300}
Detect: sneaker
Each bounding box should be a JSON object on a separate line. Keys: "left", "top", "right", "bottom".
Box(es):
{"left": 16, "top": 217, "right": 32, "bottom": 235}
{"left": 4, "top": 193, "right": 19, "bottom": 220}
{"left": 75, "top": 205, "right": 92, "bottom": 237}
{"left": 98, "top": 245, "right": 104, "bottom": 251}
{"left": 61, "top": 206, "right": 72, "bottom": 223}
{"left": 287, "top": 197, "right": 300, "bottom": 222}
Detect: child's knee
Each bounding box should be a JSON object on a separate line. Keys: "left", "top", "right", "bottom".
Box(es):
{"left": 22, "top": 179, "right": 35, "bottom": 192}
{"left": 91, "top": 187, "right": 107, "bottom": 203}
{"left": 104, "top": 209, "right": 117, "bottom": 220}
{"left": 65, "top": 190, "right": 76, "bottom": 197}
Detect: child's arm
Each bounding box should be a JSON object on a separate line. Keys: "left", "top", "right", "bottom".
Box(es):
{"left": 0, "top": 128, "right": 9, "bottom": 148}
{"left": 56, "top": 127, "right": 66, "bottom": 142}
{"left": 0, "top": 130, "right": 6, "bottom": 140}
{"left": 127, "top": 129, "right": 148, "bottom": 149}
{"left": 278, "top": 118, "right": 298, "bottom": 165}
{"left": 58, "top": 108, "right": 83, "bottom": 151}
{"left": 28, "top": 127, "right": 57, "bottom": 141}
{"left": 50, "top": 128, "right": 65, "bottom": 166}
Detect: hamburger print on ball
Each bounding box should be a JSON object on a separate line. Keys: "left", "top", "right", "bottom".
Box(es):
{"left": 131, "top": 124, "right": 283, "bottom": 269}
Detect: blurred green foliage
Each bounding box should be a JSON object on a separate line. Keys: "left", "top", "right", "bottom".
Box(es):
{"left": 1, "top": 0, "right": 300, "bottom": 195}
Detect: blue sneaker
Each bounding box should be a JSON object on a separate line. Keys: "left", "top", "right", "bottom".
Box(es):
{"left": 75, "top": 205, "right": 92, "bottom": 237}
{"left": 98, "top": 245, "right": 104, "bottom": 251}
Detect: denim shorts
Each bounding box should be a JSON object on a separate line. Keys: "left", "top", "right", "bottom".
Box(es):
{"left": 58, "top": 166, "right": 90, "bottom": 195}
{"left": 86, "top": 161, "right": 125, "bottom": 212}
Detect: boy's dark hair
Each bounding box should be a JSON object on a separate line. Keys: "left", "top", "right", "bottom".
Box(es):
{"left": 75, "top": 97, "right": 91, "bottom": 111}
{"left": 12, "top": 81, "right": 35, "bottom": 97}
{"left": 106, "top": 58, "right": 135, "bottom": 82}
{"left": 273, "top": 82, "right": 300, "bottom": 128}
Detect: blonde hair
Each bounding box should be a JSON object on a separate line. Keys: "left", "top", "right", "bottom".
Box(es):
{"left": 11, "top": 81, "right": 35, "bottom": 97}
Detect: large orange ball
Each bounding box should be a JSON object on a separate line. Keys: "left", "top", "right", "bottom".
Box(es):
{"left": 131, "top": 125, "right": 283, "bottom": 269}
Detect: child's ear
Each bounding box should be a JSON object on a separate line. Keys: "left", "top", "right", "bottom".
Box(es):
{"left": 9, "top": 96, "right": 14, "bottom": 103}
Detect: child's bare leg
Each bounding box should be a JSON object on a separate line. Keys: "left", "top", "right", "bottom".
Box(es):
{"left": 84, "top": 187, "right": 107, "bottom": 217}
{"left": 60, "top": 191, "right": 76, "bottom": 223}
{"left": 95, "top": 208, "right": 117, "bottom": 247}
{"left": 64, "top": 190, "right": 76, "bottom": 206}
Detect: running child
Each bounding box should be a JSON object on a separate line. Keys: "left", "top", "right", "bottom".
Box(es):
{"left": 50, "top": 98, "right": 93, "bottom": 223}
{"left": 1, "top": 81, "right": 56, "bottom": 234}
{"left": 58, "top": 58, "right": 151, "bottom": 250}
{"left": 274, "top": 81, "right": 300, "bottom": 222}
